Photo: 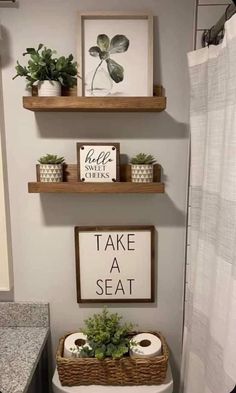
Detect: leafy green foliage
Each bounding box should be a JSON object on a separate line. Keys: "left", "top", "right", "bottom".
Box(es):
{"left": 106, "top": 59, "right": 124, "bottom": 83}
{"left": 80, "top": 308, "right": 133, "bottom": 360}
{"left": 13, "top": 44, "right": 78, "bottom": 88}
{"left": 56, "top": 54, "right": 78, "bottom": 88}
{"left": 130, "top": 153, "right": 156, "bottom": 165}
{"left": 38, "top": 154, "right": 65, "bottom": 165}
{"left": 89, "top": 34, "right": 129, "bottom": 91}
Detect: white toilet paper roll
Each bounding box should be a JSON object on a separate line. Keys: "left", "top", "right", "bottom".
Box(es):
{"left": 129, "top": 333, "right": 162, "bottom": 358}
{"left": 63, "top": 332, "right": 91, "bottom": 358}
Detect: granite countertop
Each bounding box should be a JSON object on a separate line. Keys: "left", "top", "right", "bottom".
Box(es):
{"left": 0, "top": 302, "right": 49, "bottom": 393}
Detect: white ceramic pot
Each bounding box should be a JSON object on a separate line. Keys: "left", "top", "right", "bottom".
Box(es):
{"left": 38, "top": 80, "right": 61, "bottom": 96}
{"left": 39, "top": 164, "right": 63, "bottom": 183}
{"left": 131, "top": 164, "right": 154, "bottom": 183}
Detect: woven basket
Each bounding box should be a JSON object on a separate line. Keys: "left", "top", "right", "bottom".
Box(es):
{"left": 56, "top": 331, "right": 169, "bottom": 386}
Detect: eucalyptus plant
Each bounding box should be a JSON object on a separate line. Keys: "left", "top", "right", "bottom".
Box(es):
{"left": 80, "top": 308, "right": 134, "bottom": 360}
{"left": 13, "top": 43, "right": 78, "bottom": 88}
{"left": 130, "top": 153, "right": 156, "bottom": 165}
{"left": 38, "top": 154, "right": 65, "bottom": 165}
{"left": 89, "top": 34, "right": 129, "bottom": 92}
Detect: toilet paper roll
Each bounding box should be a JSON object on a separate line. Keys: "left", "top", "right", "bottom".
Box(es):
{"left": 129, "top": 333, "right": 162, "bottom": 358}
{"left": 63, "top": 332, "right": 91, "bottom": 358}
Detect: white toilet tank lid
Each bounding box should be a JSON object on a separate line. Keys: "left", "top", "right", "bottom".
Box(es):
{"left": 52, "top": 366, "right": 173, "bottom": 393}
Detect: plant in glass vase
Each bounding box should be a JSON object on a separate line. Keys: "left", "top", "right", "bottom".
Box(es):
{"left": 88, "top": 34, "right": 129, "bottom": 96}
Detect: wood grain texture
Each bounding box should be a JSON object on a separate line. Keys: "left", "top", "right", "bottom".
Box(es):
{"left": 28, "top": 182, "right": 165, "bottom": 194}
{"left": 23, "top": 96, "right": 166, "bottom": 112}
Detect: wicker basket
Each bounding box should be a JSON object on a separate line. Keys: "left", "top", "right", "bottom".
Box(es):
{"left": 56, "top": 331, "right": 169, "bottom": 386}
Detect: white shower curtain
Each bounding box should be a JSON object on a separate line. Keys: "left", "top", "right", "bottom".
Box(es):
{"left": 183, "top": 14, "right": 236, "bottom": 393}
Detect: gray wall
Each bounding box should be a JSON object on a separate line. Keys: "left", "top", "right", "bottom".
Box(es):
{"left": 0, "top": 0, "right": 195, "bottom": 391}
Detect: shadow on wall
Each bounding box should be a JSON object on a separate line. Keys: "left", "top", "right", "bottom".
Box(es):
{"left": 153, "top": 15, "right": 162, "bottom": 85}
{"left": 39, "top": 193, "right": 185, "bottom": 227}
{"left": 0, "top": 38, "right": 14, "bottom": 301}
{"left": 0, "top": 25, "right": 13, "bottom": 68}
{"left": 34, "top": 111, "right": 188, "bottom": 228}
{"left": 0, "top": 288, "right": 14, "bottom": 301}
{"left": 34, "top": 111, "right": 189, "bottom": 140}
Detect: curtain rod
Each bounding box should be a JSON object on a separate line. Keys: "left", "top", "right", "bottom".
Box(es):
{"left": 202, "top": 1, "right": 236, "bottom": 47}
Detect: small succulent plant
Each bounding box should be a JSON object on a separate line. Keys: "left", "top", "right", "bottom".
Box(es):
{"left": 38, "top": 154, "right": 65, "bottom": 165}
{"left": 130, "top": 153, "right": 156, "bottom": 165}
{"left": 80, "top": 308, "right": 134, "bottom": 360}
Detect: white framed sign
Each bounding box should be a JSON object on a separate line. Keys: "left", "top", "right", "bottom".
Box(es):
{"left": 77, "top": 143, "right": 120, "bottom": 182}
{"left": 74, "top": 226, "right": 155, "bottom": 303}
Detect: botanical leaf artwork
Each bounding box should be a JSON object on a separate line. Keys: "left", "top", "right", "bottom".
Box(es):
{"left": 88, "top": 34, "right": 129, "bottom": 94}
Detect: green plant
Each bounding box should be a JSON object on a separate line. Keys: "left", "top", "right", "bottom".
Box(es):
{"left": 55, "top": 54, "right": 78, "bottom": 88}
{"left": 80, "top": 308, "right": 134, "bottom": 360}
{"left": 89, "top": 34, "right": 129, "bottom": 92}
{"left": 38, "top": 154, "right": 65, "bottom": 165}
{"left": 130, "top": 153, "right": 156, "bottom": 165}
{"left": 13, "top": 43, "right": 78, "bottom": 88}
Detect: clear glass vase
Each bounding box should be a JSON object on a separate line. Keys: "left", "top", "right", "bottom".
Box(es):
{"left": 85, "top": 67, "right": 113, "bottom": 96}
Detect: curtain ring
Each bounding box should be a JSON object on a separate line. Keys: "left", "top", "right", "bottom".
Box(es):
{"left": 208, "top": 27, "right": 212, "bottom": 47}
{"left": 225, "top": 4, "right": 231, "bottom": 22}
{"left": 207, "top": 26, "right": 213, "bottom": 47}
{"left": 201, "top": 28, "right": 212, "bottom": 47}
{"left": 201, "top": 30, "right": 208, "bottom": 47}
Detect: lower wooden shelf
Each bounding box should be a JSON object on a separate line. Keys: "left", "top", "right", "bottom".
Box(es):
{"left": 28, "top": 182, "right": 165, "bottom": 194}
{"left": 28, "top": 164, "right": 164, "bottom": 194}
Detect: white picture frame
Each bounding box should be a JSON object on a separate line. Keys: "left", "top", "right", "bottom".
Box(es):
{"left": 77, "top": 12, "right": 153, "bottom": 97}
{"left": 74, "top": 226, "right": 155, "bottom": 303}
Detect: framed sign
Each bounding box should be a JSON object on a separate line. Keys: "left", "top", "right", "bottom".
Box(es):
{"left": 77, "top": 12, "right": 153, "bottom": 97}
{"left": 74, "top": 226, "right": 155, "bottom": 303}
{"left": 77, "top": 142, "right": 120, "bottom": 182}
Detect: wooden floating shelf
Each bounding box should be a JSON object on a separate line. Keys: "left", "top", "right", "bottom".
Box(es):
{"left": 28, "top": 164, "right": 164, "bottom": 194}
{"left": 28, "top": 182, "right": 165, "bottom": 194}
{"left": 23, "top": 96, "right": 166, "bottom": 112}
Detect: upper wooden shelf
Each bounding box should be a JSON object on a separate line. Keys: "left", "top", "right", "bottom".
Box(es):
{"left": 23, "top": 96, "right": 166, "bottom": 112}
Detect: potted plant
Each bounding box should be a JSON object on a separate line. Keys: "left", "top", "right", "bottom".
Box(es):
{"left": 56, "top": 308, "right": 169, "bottom": 386}
{"left": 56, "top": 54, "right": 78, "bottom": 96}
{"left": 13, "top": 43, "right": 78, "bottom": 96}
{"left": 80, "top": 308, "right": 134, "bottom": 360}
{"left": 38, "top": 154, "right": 65, "bottom": 183}
{"left": 130, "top": 153, "right": 156, "bottom": 183}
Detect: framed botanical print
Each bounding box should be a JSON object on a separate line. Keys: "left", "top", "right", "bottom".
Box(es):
{"left": 77, "top": 12, "right": 153, "bottom": 97}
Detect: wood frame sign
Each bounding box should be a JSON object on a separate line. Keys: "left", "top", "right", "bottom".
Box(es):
{"left": 77, "top": 143, "right": 120, "bottom": 182}
{"left": 74, "top": 226, "right": 155, "bottom": 303}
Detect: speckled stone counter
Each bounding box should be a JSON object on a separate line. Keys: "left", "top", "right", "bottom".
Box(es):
{"left": 0, "top": 302, "right": 49, "bottom": 393}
